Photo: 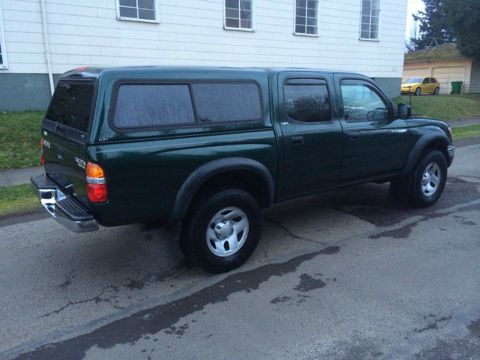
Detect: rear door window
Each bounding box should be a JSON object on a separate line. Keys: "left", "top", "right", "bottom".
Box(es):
{"left": 283, "top": 79, "right": 332, "bottom": 123}
{"left": 191, "top": 83, "right": 262, "bottom": 123}
{"left": 46, "top": 81, "right": 95, "bottom": 133}
{"left": 113, "top": 84, "right": 195, "bottom": 129}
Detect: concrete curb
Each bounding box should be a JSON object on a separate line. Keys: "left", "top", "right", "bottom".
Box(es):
{"left": 449, "top": 118, "right": 480, "bottom": 128}
{"left": 0, "top": 167, "right": 43, "bottom": 188}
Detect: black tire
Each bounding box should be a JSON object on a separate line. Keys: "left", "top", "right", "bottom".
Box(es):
{"left": 390, "top": 150, "right": 447, "bottom": 208}
{"left": 180, "top": 188, "right": 261, "bottom": 273}
{"left": 409, "top": 150, "right": 447, "bottom": 207}
{"left": 433, "top": 87, "right": 440, "bottom": 95}
{"left": 415, "top": 87, "right": 422, "bottom": 96}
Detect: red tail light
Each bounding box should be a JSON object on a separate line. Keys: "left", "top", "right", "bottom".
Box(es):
{"left": 86, "top": 184, "right": 108, "bottom": 203}
{"left": 86, "top": 162, "right": 108, "bottom": 203}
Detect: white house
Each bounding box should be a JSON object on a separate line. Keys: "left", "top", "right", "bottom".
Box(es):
{"left": 0, "top": 0, "right": 408, "bottom": 110}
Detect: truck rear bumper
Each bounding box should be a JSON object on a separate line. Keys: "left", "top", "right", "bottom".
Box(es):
{"left": 31, "top": 174, "right": 99, "bottom": 233}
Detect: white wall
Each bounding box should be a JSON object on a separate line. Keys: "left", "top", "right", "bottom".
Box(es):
{"left": 0, "top": 0, "right": 408, "bottom": 78}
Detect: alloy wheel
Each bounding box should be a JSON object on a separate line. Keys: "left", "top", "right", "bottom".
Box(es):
{"left": 421, "top": 162, "right": 441, "bottom": 197}
{"left": 206, "top": 207, "right": 249, "bottom": 257}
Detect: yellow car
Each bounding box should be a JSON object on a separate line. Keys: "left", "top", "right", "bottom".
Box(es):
{"left": 401, "top": 77, "right": 440, "bottom": 96}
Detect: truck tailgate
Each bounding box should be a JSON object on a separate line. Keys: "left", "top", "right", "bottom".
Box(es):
{"left": 41, "top": 79, "right": 96, "bottom": 206}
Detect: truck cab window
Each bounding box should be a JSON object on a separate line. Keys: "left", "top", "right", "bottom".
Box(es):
{"left": 340, "top": 82, "right": 388, "bottom": 122}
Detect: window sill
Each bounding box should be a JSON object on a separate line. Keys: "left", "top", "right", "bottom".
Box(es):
{"left": 116, "top": 16, "right": 159, "bottom": 24}
{"left": 223, "top": 26, "right": 255, "bottom": 32}
{"left": 359, "top": 38, "right": 380, "bottom": 42}
{"left": 0, "top": 65, "right": 8, "bottom": 70}
{"left": 293, "top": 32, "right": 319, "bottom": 38}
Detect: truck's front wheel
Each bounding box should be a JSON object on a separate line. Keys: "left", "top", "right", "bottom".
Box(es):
{"left": 390, "top": 149, "right": 447, "bottom": 208}
{"left": 409, "top": 150, "right": 447, "bottom": 207}
{"left": 180, "top": 188, "right": 261, "bottom": 273}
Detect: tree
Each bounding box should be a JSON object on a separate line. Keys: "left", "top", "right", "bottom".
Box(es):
{"left": 409, "top": 0, "right": 454, "bottom": 51}
{"left": 445, "top": 0, "right": 480, "bottom": 60}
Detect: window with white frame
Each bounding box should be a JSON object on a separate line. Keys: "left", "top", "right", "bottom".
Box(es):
{"left": 360, "top": 0, "right": 379, "bottom": 40}
{"left": 225, "top": 0, "right": 253, "bottom": 30}
{"left": 295, "top": 0, "right": 318, "bottom": 36}
{"left": 117, "top": 0, "right": 157, "bottom": 22}
{"left": 0, "top": 5, "right": 7, "bottom": 68}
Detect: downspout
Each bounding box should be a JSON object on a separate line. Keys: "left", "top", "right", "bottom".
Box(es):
{"left": 40, "top": 0, "right": 54, "bottom": 95}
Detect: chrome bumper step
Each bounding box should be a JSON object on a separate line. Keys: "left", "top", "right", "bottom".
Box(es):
{"left": 31, "top": 174, "right": 99, "bottom": 233}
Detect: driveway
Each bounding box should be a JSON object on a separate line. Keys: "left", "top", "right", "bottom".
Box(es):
{"left": 1, "top": 141, "right": 479, "bottom": 360}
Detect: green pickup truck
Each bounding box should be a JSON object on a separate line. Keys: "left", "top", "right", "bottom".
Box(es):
{"left": 32, "top": 66, "right": 455, "bottom": 273}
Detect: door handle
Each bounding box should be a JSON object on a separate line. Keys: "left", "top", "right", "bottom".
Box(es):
{"left": 346, "top": 132, "right": 360, "bottom": 141}
{"left": 290, "top": 136, "right": 304, "bottom": 145}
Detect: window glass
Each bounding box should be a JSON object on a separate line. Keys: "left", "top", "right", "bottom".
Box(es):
{"left": 225, "top": 0, "right": 253, "bottom": 30}
{"left": 0, "top": 35, "right": 3, "bottom": 66}
{"left": 405, "top": 77, "right": 422, "bottom": 84}
{"left": 0, "top": 8, "right": 6, "bottom": 67}
{"left": 284, "top": 81, "right": 331, "bottom": 122}
{"left": 360, "top": 0, "right": 380, "bottom": 39}
{"left": 119, "top": 0, "right": 156, "bottom": 21}
{"left": 341, "top": 83, "right": 388, "bottom": 122}
{"left": 191, "top": 83, "right": 262, "bottom": 123}
{"left": 46, "top": 82, "right": 95, "bottom": 132}
{"left": 113, "top": 84, "right": 195, "bottom": 128}
{"left": 295, "top": 0, "right": 318, "bottom": 35}
{"left": 423, "top": 78, "right": 430, "bottom": 84}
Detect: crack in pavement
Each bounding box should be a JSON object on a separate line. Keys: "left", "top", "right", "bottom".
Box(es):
{"left": 264, "top": 217, "right": 327, "bottom": 245}
{"left": 39, "top": 285, "right": 123, "bottom": 318}
{"left": 39, "top": 265, "right": 185, "bottom": 318}
{"left": 11, "top": 245, "right": 340, "bottom": 360}
{"left": 36, "top": 213, "right": 333, "bottom": 320}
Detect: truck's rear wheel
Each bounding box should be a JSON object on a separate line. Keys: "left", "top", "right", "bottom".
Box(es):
{"left": 180, "top": 188, "right": 261, "bottom": 273}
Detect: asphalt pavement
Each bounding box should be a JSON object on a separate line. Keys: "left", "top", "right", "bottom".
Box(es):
{"left": 1, "top": 141, "right": 479, "bottom": 360}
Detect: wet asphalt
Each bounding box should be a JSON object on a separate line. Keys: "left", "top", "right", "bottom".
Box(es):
{"left": 1, "top": 140, "right": 479, "bottom": 360}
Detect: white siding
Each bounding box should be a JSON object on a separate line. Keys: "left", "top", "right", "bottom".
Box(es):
{"left": 0, "top": 0, "right": 407, "bottom": 77}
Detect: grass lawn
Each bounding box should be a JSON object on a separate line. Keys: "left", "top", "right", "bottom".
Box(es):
{"left": 394, "top": 94, "right": 480, "bottom": 122}
{"left": 0, "top": 111, "right": 43, "bottom": 170}
{"left": 0, "top": 184, "right": 39, "bottom": 218}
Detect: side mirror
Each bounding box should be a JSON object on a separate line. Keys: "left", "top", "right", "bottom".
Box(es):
{"left": 396, "top": 103, "right": 412, "bottom": 119}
